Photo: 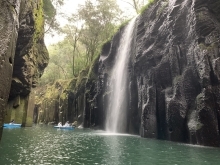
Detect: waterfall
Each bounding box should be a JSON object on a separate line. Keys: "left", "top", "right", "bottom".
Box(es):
{"left": 105, "top": 17, "right": 137, "bottom": 133}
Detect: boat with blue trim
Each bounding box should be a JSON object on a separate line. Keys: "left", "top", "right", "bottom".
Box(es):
{"left": 4, "top": 123, "right": 21, "bottom": 128}
{"left": 54, "top": 121, "right": 74, "bottom": 130}
{"left": 54, "top": 125, "right": 74, "bottom": 130}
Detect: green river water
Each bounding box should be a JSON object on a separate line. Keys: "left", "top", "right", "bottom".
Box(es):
{"left": 0, "top": 125, "right": 219, "bottom": 165}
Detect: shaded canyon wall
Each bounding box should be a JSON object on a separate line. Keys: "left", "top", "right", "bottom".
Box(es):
{"left": 94, "top": 0, "right": 220, "bottom": 147}
{"left": 35, "top": 0, "right": 220, "bottom": 147}
{"left": 0, "top": 0, "right": 49, "bottom": 139}
{"left": 34, "top": 63, "right": 99, "bottom": 128}
{"left": 0, "top": 0, "right": 20, "bottom": 140}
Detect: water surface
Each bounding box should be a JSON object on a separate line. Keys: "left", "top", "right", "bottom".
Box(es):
{"left": 0, "top": 125, "right": 220, "bottom": 165}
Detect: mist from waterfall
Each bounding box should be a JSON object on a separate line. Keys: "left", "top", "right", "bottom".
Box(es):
{"left": 105, "top": 17, "right": 137, "bottom": 133}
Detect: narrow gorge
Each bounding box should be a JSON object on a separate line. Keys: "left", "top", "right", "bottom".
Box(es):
{"left": 35, "top": 0, "right": 220, "bottom": 147}
{"left": 1, "top": 0, "right": 220, "bottom": 148}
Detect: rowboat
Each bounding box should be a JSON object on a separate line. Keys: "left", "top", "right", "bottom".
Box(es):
{"left": 54, "top": 126, "right": 74, "bottom": 130}
{"left": 4, "top": 123, "right": 21, "bottom": 128}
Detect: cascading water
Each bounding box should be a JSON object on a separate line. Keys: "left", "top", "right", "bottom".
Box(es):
{"left": 105, "top": 17, "right": 137, "bottom": 133}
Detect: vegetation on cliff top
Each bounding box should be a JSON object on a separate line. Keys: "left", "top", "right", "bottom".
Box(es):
{"left": 39, "top": 0, "right": 157, "bottom": 87}
{"left": 139, "top": 0, "right": 157, "bottom": 14}
{"left": 33, "top": 0, "right": 44, "bottom": 43}
{"left": 39, "top": 0, "right": 124, "bottom": 86}
{"left": 43, "top": 0, "right": 64, "bottom": 33}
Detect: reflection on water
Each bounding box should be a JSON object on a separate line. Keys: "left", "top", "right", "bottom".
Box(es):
{"left": 94, "top": 132, "right": 137, "bottom": 136}
{"left": 94, "top": 132, "right": 140, "bottom": 165}
{"left": 105, "top": 135, "right": 121, "bottom": 164}
{"left": 0, "top": 125, "right": 220, "bottom": 165}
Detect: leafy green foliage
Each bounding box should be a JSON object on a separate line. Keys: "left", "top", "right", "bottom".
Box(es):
{"left": 43, "top": 0, "right": 56, "bottom": 21}
{"left": 56, "top": 0, "right": 124, "bottom": 76}
{"left": 39, "top": 37, "right": 88, "bottom": 85}
{"left": 40, "top": 0, "right": 129, "bottom": 86}
{"left": 139, "top": 0, "right": 157, "bottom": 14}
{"left": 116, "top": 18, "right": 132, "bottom": 31}
{"left": 43, "top": 0, "right": 64, "bottom": 33}
{"left": 76, "top": 0, "right": 123, "bottom": 63}
{"left": 39, "top": 39, "right": 71, "bottom": 85}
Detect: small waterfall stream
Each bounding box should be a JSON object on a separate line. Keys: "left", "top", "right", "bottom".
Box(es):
{"left": 105, "top": 17, "right": 137, "bottom": 133}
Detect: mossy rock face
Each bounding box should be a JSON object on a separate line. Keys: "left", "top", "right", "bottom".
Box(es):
{"left": 0, "top": 0, "right": 49, "bottom": 137}
{"left": 10, "top": 0, "right": 49, "bottom": 99}
{"left": 35, "top": 79, "right": 75, "bottom": 124}
{"left": 83, "top": 0, "right": 220, "bottom": 147}
{"left": 32, "top": 0, "right": 220, "bottom": 147}
{"left": 0, "top": 0, "right": 21, "bottom": 139}
{"left": 34, "top": 55, "right": 101, "bottom": 126}
{"left": 5, "top": 96, "right": 29, "bottom": 126}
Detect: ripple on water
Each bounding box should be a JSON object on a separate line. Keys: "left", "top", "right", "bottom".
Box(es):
{"left": 0, "top": 126, "right": 220, "bottom": 165}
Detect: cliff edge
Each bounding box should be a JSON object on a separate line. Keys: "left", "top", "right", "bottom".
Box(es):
{"left": 96, "top": 0, "right": 220, "bottom": 147}
{"left": 0, "top": 0, "right": 49, "bottom": 139}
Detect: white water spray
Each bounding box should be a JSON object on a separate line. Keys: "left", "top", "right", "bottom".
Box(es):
{"left": 105, "top": 17, "right": 137, "bottom": 133}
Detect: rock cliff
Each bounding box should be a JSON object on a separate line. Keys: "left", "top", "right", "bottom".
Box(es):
{"left": 35, "top": 0, "right": 220, "bottom": 147}
{"left": 0, "top": 0, "right": 20, "bottom": 140}
{"left": 34, "top": 57, "right": 99, "bottom": 128}
{"left": 94, "top": 0, "right": 220, "bottom": 147}
{"left": 0, "top": 0, "right": 49, "bottom": 139}
{"left": 134, "top": 0, "right": 220, "bottom": 147}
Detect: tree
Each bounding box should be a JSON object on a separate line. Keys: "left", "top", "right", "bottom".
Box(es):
{"left": 39, "top": 0, "right": 125, "bottom": 85}
{"left": 61, "top": 14, "right": 83, "bottom": 76}
{"left": 77, "top": 0, "right": 122, "bottom": 63}
{"left": 43, "top": 0, "right": 64, "bottom": 33}
{"left": 59, "top": 0, "right": 124, "bottom": 77}
{"left": 39, "top": 40, "right": 72, "bottom": 85}
{"left": 39, "top": 37, "right": 90, "bottom": 86}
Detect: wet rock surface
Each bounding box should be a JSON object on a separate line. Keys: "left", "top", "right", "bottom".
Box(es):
{"left": 10, "top": 0, "right": 49, "bottom": 99}
{"left": 91, "top": 0, "right": 220, "bottom": 147}
{"left": 34, "top": 58, "right": 100, "bottom": 129}
{"left": 0, "top": 0, "right": 20, "bottom": 140}
{"left": 33, "top": 0, "right": 220, "bottom": 147}
{"left": 0, "top": 0, "right": 48, "bottom": 139}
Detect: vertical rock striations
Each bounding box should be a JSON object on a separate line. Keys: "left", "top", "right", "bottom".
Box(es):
{"left": 0, "top": 0, "right": 49, "bottom": 139}
{"left": 0, "top": 0, "right": 21, "bottom": 140}
{"left": 5, "top": 0, "right": 49, "bottom": 127}
{"left": 34, "top": 58, "right": 100, "bottom": 129}
{"left": 33, "top": 0, "right": 220, "bottom": 147}
{"left": 92, "top": 0, "right": 220, "bottom": 147}
{"left": 132, "top": 0, "right": 220, "bottom": 146}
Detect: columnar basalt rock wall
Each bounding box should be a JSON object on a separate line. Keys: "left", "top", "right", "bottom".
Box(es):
{"left": 0, "top": 0, "right": 49, "bottom": 139}
{"left": 93, "top": 0, "right": 220, "bottom": 147}
{"left": 0, "top": 0, "right": 21, "bottom": 139}
{"left": 136, "top": 0, "right": 220, "bottom": 147}
{"left": 34, "top": 57, "right": 100, "bottom": 128}
{"left": 5, "top": 0, "right": 49, "bottom": 126}
{"left": 10, "top": 0, "right": 49, "bottom": 99}
{"left": 34, "top": 69, "right": 91, "bottom": 127}
{"left": 33, "top": 0, "right": 220, "bottom": 147}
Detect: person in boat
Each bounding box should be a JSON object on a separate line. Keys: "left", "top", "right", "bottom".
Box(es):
{"left": 9, "top": 119, "right": 15, "bottom": 124}
{"left": 64, "top": 121, "right": 70, "bottom": 127}
{"left": 58, "top": 122, "right": 62, "bottom": 127}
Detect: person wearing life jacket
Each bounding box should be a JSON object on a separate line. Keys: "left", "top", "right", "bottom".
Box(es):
{"left": 64, "top": 121, "right": 70, "bottom": 127}
{"left": 9, "top": 119, "right": 15, "bottom": 125}
{"left": 58, "top": 122, "right": 62, "bottom": 127}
